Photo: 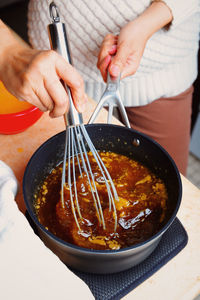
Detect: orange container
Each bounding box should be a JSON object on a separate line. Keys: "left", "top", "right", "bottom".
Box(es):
{"left": 0, "top": 81, "right": 43, "bottom": 134}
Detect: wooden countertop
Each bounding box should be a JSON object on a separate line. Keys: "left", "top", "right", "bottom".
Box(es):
{"left": 0, "top": 98, "right": 200, "bottom": 300}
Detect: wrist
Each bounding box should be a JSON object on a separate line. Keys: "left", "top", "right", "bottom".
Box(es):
{"left": 0, "top": 20, "right": 27, "bottom": 79}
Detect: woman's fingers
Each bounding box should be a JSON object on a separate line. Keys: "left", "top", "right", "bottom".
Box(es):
{"left": 44, "top": 76, "right": 69, "bottom": 118}
{"left": 55, "top": 53, "right": 87, "bottom": 113}
{"left": 97, "top": 34, "right": 116, "bottom": 67}
{"left": 108, "top": 41, "right": 131, "bottom": 78}
{"left": 120, "top": 59, "right": 139, "bottom": 79}
{"left": 98, "top": 32, "right": 137, "bottom": 80}
{"left": 98, "top": 21, "right": 148, "bottom": 81}
{"left": 16, "top": 49, "right": 87, "bottom": 117}
{"left": 97, "top": 34, "right": 117, "bottom": 81}
{"left": 98, "top": 55, "right": 112, "bottom": 82}
{"left": 1, "top": 47, "right": 87, "bottom": 117}
{"left": 20, "top": 92, "right": 48, "bottom": 112}
{"left": 33, "top": 51, "right": 87, "bottom": 117}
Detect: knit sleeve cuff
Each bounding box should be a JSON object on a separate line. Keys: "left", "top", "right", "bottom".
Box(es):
{"left": 161, "top": 0, "right": 199, "bottom": 28}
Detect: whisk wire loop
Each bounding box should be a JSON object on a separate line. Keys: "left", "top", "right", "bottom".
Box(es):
{"left": 73, "top": 132, "right": 83, "bottom": 177}
{"left": 76, "top": 125, "right": 105, "bottom": 229}
{"left": 61, "top": 129, "right": 68, "bottom": 208}
{"left": 71, "top": 129, "right": 83, "bottom": 221}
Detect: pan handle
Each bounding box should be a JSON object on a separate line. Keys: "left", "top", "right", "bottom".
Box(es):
{"left": 89, "top": 72, "right": 131, "bottom": 128}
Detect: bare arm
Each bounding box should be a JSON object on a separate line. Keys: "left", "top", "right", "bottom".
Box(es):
{"left": 0, "top": 20, "right": 87, "bottom": 117}
{"left": 97, "top": 1, "right": 173, "bottom": 80}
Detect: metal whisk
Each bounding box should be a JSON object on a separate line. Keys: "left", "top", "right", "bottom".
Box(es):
{"left": 48, "top": 2, "right": 119, "bottom": 231}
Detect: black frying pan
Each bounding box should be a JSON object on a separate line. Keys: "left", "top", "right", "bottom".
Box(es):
{"left": 23, "top": 124, "right": 182, "bottom": 274}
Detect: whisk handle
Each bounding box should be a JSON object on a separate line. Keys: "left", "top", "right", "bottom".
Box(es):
{"left": 48, "top": 2, "right": 83, "bottom": 126}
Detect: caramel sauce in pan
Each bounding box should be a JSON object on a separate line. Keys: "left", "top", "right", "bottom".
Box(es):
{"left": 35, "top": 152, "right": 168, "bottom": 250}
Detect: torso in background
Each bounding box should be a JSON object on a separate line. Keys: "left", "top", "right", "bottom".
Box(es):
{"left": 28, "top": 0, "right": 200, "bottom": 106}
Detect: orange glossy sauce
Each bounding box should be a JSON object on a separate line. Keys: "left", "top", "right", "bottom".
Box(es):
{"left": 35, "top": 152, "right": 168, "bottom": 250}
{"left": 0, "top": 81, "right": 33, "bottom": 114}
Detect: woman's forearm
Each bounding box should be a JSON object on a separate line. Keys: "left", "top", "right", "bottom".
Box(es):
{"left": 0, "top": 20, "right": 15, "bottom": 71}
{"left": 97, "top": 1, "right": 173, "bottom": 79}
{"left": 0, "top": 19, "right": 14, "bottom": 45}
{"left": 0, "top": 20, "right": 22, "bottom": 51}
{"left": 0, "top": 20, "right": 29, "bottom": 77}
{"left": 132, "top": 1, "right": 173, "bottom": 40}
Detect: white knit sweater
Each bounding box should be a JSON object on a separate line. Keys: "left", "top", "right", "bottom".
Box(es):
{"left": 28, "top": 0, "right": 200, "bottom": 106}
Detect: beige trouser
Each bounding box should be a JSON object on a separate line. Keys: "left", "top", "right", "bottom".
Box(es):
{"left": 125, "top": 86, "right": 194, "bottom": 175}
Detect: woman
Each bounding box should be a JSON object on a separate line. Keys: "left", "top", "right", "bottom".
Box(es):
{"left": 0, "top": 0, "right": 199, "bottom": 174}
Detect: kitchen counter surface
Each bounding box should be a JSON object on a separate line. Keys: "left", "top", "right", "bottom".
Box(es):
{"left": 0, "top": 98, "right": 200, "bottom": 300}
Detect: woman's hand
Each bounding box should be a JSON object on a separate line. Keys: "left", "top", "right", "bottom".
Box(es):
{"left": 97, "top": 1, "right": 173, "bottom": 81}
{"left": 97, "top": 21, "right": 148, "bottom": 81}
{"left": 0, "top": 21, "right": 87, "bottom": 118}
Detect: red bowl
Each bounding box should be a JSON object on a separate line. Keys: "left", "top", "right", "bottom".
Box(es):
{"left": 0, "top": 106, "right": 43, "bottom": 135}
